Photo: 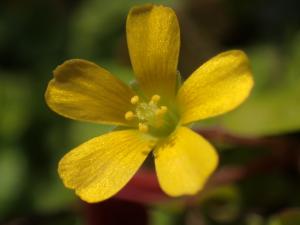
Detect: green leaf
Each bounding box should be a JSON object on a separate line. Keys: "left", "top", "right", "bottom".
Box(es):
{"left": 0, "top": 147, "right": 27, "bottom": 215}
{"left": 33, "top": 175, "right": 75, "bottom": 213}
{"left": 220, "top": 86, "right": 300, "bottom": 136}
{"left": 0, "top": 74, "right": 32, "bottom": 142}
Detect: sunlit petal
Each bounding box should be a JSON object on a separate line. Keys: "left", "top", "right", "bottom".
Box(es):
{"left": 154, "top": 127, "right": 218, "bottom": 196}
{"left": 45, "top": 59, "right": 135, "bottom": 126}
{"left": 59, "top": 130, "right": 156, "bottom": 203}
{"left": 127, "top": 4, "right": 180, "bottom": 98}
{"left": 177, "top": 50, "right": 254, "bottom": 124}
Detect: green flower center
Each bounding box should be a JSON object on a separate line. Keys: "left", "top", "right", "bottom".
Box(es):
{"left": 124, "top": 95, "right": 179, "bottom": 137}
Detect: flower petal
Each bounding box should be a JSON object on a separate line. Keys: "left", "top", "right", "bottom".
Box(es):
{"left": 177, "top": 50, "right": 254, "bottom": 124}
{"left": 126, "top": 4, "right": 180, "bottom": 98}
{"left": 45, "top": 59, "right": 135, "bottom": 126}
{"left": 58, "top": 130, "right": 156, "bottom": 203}
{"left": 154, "top": 127, "right": 218, "bottom": 196}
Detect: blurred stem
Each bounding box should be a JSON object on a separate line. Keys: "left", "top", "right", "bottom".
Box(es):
{"left": 195, "top": 127, "right": 299, "bottom": 150}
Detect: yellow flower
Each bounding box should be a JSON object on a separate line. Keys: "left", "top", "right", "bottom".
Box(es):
{"left": 45, "top": 4, "right": 253, "bottom": 203}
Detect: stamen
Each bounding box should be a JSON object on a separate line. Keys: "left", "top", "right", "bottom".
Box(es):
{"left": 150, "top": 94, "right": 160, "bottom": 104}
{"left": 156, "top": 106, "right": 168, "bottom": 116}
{"left": 128, "top": 94, "right": 173, "bottom": 134}
{"left": 125, "top": 111, "right": 135, "bottom": 121}
{"left": 138, "top": 123, "right": 149, "bottom": 133}
{"left": 130, "top": 95, "right": 139, "bottom": 104}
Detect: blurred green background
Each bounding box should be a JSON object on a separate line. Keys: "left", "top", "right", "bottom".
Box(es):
{"left": 1, "top": 0, "right": 300, "bottom": 224}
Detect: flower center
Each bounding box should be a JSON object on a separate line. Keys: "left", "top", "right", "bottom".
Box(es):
{"left": 124, "top": 94, "right": 178, "bottom": 136}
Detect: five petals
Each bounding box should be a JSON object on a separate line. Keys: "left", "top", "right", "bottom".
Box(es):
{"left": 46, "top": 5, "right": 254, "bottom": 202}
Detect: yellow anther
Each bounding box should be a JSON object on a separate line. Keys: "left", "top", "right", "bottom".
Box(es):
{"left": 125, "top": 111, "right": 134, "bottom": 121}
{"left": 150, "top": 94, "right": 160, "bottom": 104}
{"left": 130, "top": 95, "right": 139, "bottom": 104}
{"left": 160, "top": 106, "right": 168, "bottom": 113}
{"left": 138, "top": 123, "right": 149, "bottom": 133}
{"left": 156, "top": 106, "right": 168, "bottom": 116}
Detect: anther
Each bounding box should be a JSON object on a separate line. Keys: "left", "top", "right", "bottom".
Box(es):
{"left": 156, "top": 106, "right": 168, "bottom": 116}
{"left": 150, "top": 94, "right": 160, "bottom": 104}
{"left": 130, "top": 96, "right": 139, "bottom": 105}
{"left": 138, "top": 123, "right": 149, "bottom": 133}
{"left": 160, "top": 106, "right": 168, "bottom": 113}
{"left": 125, "top": 111, "right": 135, "bottom": 121}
